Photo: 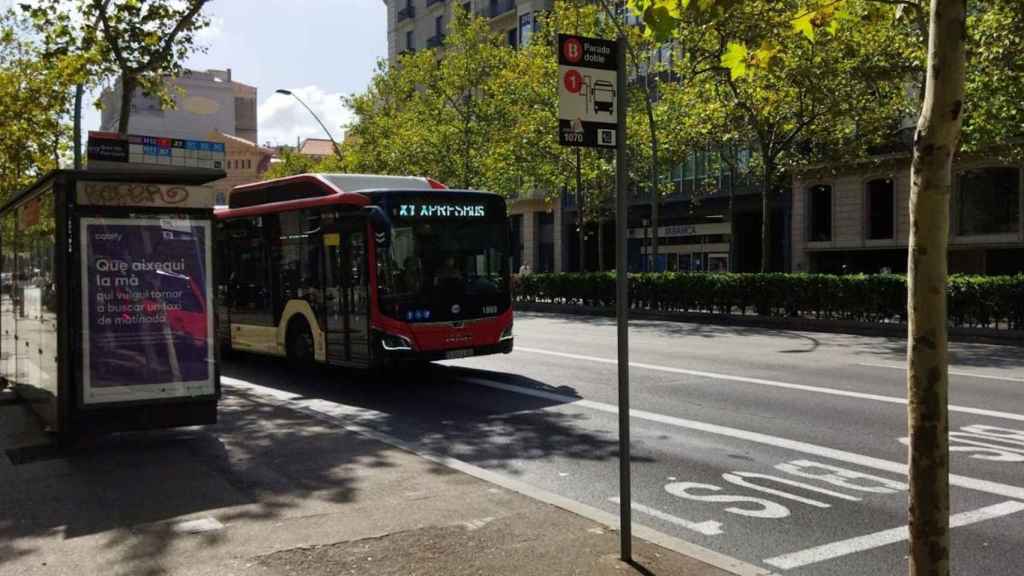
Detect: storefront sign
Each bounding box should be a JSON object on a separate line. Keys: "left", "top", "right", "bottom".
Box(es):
{"left": 80, "top": 217, "right": 214, "bottom": 404}
{"left": 77, "top": 181, "right": 216, "bottom": 208}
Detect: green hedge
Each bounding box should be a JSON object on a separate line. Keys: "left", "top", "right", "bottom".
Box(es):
{"left": 512, "top": 272, "right": 1024, "bottom": 330}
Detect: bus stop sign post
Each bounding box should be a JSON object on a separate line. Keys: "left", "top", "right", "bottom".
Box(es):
{"left": 557, "top": 32, "right": 631, "bottom": 561}
{"left": 614, "top": 34, "right": 631, "bottom": 562}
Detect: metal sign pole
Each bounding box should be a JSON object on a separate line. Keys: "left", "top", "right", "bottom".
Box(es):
{"left": 614, "top": 34, "right": 631, "bottom": 562}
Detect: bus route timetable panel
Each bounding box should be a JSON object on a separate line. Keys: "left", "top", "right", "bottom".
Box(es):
{"left": 87, "top": 131, "right": 226, "bottom": 169}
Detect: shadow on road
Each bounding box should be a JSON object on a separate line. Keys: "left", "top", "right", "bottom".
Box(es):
{"left": 0, "top": 351, "right": 645, "bottom": 576}
{"left": 221, "top": 353, "right": 648, "bottom": 476}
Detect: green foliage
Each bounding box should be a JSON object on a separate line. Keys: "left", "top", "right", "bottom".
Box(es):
{"left": 24, "top": 0, "right": 213, "bottom": 133}
{"left": 261, "top": 147, "right": 350, "bottom": 180}
{"left": 961, "top": 0, "right": 1024, "bottom": 155}
{"left": 343, "top": 3, "right": 619, "bottom": 219}
{"left": 0, "top": 10, "right": 77, "bottom": 200}
{"left": 513, "top": 272, "right": 1024, "bottom": 330}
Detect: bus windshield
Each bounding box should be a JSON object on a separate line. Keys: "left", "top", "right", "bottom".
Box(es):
{"left": 375, "top": 194, "right": 510, "bottom": 323}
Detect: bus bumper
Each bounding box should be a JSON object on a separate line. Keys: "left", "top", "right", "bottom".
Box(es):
{"left": 380, "top": 339, "right": 513, "bottom": 363}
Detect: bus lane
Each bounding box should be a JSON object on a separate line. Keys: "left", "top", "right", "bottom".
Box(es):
{"left": 459, "top": 373, "right": 1024, "bottom": 576}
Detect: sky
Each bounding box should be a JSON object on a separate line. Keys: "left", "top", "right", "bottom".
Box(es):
{"left": 4, "top": 0, "right": 390, "bottom": 147}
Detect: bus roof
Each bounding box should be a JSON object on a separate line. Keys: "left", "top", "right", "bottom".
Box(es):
{"left": 217, "top": 173, "right": 448, "bottom": 219}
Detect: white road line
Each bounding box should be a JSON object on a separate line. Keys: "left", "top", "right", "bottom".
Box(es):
{"left": 222, "top": 378, "right": 770, "bottom": 576}
{"left": 461, "top": 377, "right": 1024, "bottom": 501}
{"left": 514, "top": 347, "right": 1024, "bottom": 422}
{"left": 763, "top": 500, "right": 1024, "bottom": 570}
{"left": 856, "top": 361, "right": 1024, "bottom": 383}
{"left": 609, "top": 497, "right": 724, "bottom": 536}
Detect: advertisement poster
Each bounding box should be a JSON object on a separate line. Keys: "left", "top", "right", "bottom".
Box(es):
{"left": 81, "top": 217, "right": 214, "bottom": 404}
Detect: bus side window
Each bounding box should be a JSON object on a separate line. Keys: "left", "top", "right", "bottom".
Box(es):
{"left": 229, "top": 216, "right": 273, "bottom": 326}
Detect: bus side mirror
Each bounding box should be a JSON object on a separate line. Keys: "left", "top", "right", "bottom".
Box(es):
{"left": 362, "top": 205, "right": 392, "bottom": 248}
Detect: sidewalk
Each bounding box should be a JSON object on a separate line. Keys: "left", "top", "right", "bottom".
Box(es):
{"left": 0, "top": 385, "right": 737, "bottom": 576}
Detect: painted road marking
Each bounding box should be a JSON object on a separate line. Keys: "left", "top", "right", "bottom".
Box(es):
{"left": 222, "top": 378, "right": 770, "bottom": 576}
{"left": 513, "top": 347, "right": 1024, "bottom": 422}
{"left": 461, "top": 376, "right": 1024, "bottom": 501}
{"left": 856, "top": 361, "right": 1024, "bottom": 383}
{"left": 763, "top": 500, "right": 1024, "bottom": 570}
{"left": 609, "top": 497, "right": 724, "bottom": 536}
{"left": 899, "top": 424, "right": 1024, "bottom": 463}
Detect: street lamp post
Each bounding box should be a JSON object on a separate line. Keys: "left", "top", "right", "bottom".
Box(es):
{"left": 275, "top": 89, "right": 344, "bottom": 161}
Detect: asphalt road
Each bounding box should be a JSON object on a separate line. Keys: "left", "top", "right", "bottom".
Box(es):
{"left": 222, "top": 312, "right": 1024, "bottom": 576}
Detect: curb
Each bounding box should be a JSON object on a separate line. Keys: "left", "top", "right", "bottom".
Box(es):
{"left": 514, "top": 302, "right": 1024, "bottom": 346}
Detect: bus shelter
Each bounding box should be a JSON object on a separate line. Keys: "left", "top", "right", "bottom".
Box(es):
{"left": 0, "top": 169, "right": 222, "bottom": 444}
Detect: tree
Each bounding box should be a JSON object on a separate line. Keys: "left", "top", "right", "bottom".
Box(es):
{"left": 630, "top": 1, "right": 972, "bottom": 574}
{"left": 345, "top": 4, "right": 613, "bottom": 208}
{"left": 88, "top": 0, "right": 212, "bottom": 134}
{"left": 0, "top": 10, "right": 77, "bottom": 199}
{"left": 658, "top": 1, "right": 913, "bottom": 271}
{"left": 262, "top": 149, "right": 321, "bottom": 180}
{"left": 905, "top": 2, "right": 966, "bottom": 573}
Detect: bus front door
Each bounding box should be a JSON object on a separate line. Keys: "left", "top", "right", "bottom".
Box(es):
{"left": 324, "top": 217, "right": 370, "bottom": 366}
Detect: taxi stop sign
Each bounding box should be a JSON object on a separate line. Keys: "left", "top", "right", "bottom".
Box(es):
{"left": 558, "top": 34, "right": 619, "bottom": 148}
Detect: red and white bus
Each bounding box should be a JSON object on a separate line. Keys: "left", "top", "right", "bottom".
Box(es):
{"left": 215, "top": 173, "right": 513, "bottom": 369}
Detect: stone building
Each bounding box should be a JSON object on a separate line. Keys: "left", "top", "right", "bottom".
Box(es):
{"left": 205, "top": 131, "right": 275, "bottom": 206}
{"left": 791, "top": 153, "right": 1024, "bottom": 275}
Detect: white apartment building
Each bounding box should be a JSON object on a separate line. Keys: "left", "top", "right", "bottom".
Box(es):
{"left": 100, "top": 68, "right": 258, "bottom": 145}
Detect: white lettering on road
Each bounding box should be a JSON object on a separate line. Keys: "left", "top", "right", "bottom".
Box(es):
{"left": 608, "top": 497, "right": 724, "bottom": 536}
{"left": 763, "top": 500, "right": 1024, "bottom": 570}
{"left": 515, "top": 347, "right": 1024, "bottom": 422}
{"left": 899, "top": 424, "right": 1024, "bottom": 463}
{"left": 462, "top": 376, "right": 1024, "bottom": 501}
{"left": 774, "top": 460, "right": 907, "bottom": 494}
{"left": 664, "top": 482, "right": 791, "bottom": 519}
{"left": 722, "top": 471, "right": 860, "bottom": 508}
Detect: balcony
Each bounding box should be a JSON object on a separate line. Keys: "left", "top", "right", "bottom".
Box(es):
{"left": 427, "top": 34, "right": 445, "bottom": 48}
{"left": 397, "top": 4, "right": 415, "bottom": 21}
{"left": 487, "top": 0, "right": 515, "bottom": 18}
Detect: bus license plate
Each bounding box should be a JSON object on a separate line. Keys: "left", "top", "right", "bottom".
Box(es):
{"left": 445, "top": 348, "right": 474, "bottom": 360}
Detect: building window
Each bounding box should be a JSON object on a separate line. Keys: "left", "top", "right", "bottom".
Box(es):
{"left": 808, "top": 184, "right": 832, "bottom": 242}
{"left": 866, "top": 178, "right": 894, "bottom": 239}
{"left": 435, "top": 15, "right": 443, "bottom": 36}
{"left": 506, "top": 28, "right": 517, "bottom": 48}
{"left": 956, "top": 167, "right": 1021, "bottom": 236}
{"left": 462, "top": 2, "right": 470, "bottom": 15}
{"left": 519, "top": 13, "right": 532, "bottom": 46}
{"left": 405, "top": 30, "right": 414, "bottom": 52}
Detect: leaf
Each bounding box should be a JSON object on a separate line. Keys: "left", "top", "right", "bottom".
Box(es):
{"left": 643, "top": 5, "right": 682, "bottom": 43}
{"left": 792, "top": 11, "right": 815, "bottom": 41}
{"left": 721, "top": 41, "right": 748, "bottom": 80}
{"left": 752, "top": 41, "right": 778, "bottom": 68}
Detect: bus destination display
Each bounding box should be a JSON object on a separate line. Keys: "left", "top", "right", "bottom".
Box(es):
{"left": 394, "top": 202, "right": 487, "bottom": 218}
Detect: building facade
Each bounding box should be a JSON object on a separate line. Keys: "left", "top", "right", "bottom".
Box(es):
{"left": 791, "top": 154, "right": 1024, "bottom": 275}
{"left": 100, "top": 68, "right": 258, "bottom": 144}
{"left": 383, "top": 0, "right": 551, "bottom": 61}
{"left": 205, "top": 131, "right": 275, "bottom": 206}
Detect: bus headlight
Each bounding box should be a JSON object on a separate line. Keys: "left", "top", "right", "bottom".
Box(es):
{"left": 381, "top": 333, "right": 413, "bottom": 351}
{"left": 500, "top": 324, "right": 513, "bottom": 341}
